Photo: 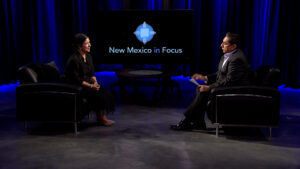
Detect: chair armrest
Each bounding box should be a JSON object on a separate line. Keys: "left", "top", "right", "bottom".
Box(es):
{"left": 16, "top": 82, "right": 83, "bottom": 94}
{"left": 210, "top": 86, "right": 280, "bottom": 98}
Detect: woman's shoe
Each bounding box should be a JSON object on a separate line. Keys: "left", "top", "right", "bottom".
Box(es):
{"left": 99, "top": 119, "right": 115, "bottom": 126}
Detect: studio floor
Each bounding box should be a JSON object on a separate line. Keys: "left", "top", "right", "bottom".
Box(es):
{"left": 0, "top": 73, "right": 300, "bottom": 169}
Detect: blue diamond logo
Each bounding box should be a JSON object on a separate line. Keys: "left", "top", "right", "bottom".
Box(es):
{"left": 134, "top": 22, "right": 156, "bottom": 45}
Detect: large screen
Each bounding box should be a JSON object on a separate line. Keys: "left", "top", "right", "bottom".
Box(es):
{"left": 93, "top": 10, "right": 193, "bottom": 64}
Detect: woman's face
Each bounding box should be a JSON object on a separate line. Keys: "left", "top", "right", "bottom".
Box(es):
{"left": 79, "top": 38, "right": 91, "bottom": 53}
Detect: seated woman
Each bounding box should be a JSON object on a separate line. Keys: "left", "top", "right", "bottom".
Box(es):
{"left": 64, "top": 33, "right": 115, "bottom": 126}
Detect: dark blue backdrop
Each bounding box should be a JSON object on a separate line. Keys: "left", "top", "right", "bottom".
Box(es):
{"left": 1, "top": 0, "right": 300, "bottom": 86}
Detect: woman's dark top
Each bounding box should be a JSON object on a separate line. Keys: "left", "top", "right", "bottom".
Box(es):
{"left": 64, "top": 51, "right": 115, "bottom": 113}
{"left": 64, "top": 51, "right": 95, "bottom": 85}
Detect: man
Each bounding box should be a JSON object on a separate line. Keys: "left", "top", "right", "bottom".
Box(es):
{"left": 170, "top": 32, "right": 250, "bottom": 131}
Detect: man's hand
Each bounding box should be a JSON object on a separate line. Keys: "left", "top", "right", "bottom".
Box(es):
{"left": 198, "top": 85, "right": 210, "bottom": 92}
{"left": 191, "top": 73, "right": 207, "bottom": 81}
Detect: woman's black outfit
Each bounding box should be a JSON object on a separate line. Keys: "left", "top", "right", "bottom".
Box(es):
{"left": 64, "top": 51, "right": 115, "bottom": 113}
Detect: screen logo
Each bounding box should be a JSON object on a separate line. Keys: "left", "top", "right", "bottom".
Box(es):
{"left": 134, "top": 22, "right": 156, "bottom": 44}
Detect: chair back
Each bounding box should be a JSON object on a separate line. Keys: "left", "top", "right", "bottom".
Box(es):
{"left": 18, "top": 66, "right": 38, "bottom": 83}
{"left": 18, "top": 61, "right": 60, "bottom": 84}
{"left": 254, "top": 66, "right": 281, "bottom": 88}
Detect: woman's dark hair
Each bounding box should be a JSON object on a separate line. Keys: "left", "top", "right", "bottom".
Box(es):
{"left": 226, "top": 32, "right": 240, "bottom": 48}
{"left": 73, "top": 33, "right": 89, "bottom": 50}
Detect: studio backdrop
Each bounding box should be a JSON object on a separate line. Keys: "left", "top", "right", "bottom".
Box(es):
{"left": 0, "top": 0, "right": 299, "bottom": 86}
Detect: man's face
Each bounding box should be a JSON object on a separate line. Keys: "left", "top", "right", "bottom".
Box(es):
{"left": 220, "top": 36, "right": 236, "bottom": 54}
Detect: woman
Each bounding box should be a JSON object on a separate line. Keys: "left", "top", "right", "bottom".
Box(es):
{"left": 64, "top": 33, "right": 115, "bottom": 126}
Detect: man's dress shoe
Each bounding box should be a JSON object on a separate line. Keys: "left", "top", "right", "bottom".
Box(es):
{"left": 170, "top": 120, "right": 194, "bottom": 131}
{"left": 170, "top": 120, "right": 207, "bottom": 131}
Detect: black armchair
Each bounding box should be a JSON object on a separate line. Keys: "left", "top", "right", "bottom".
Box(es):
{"left": 16, "top": 62, "right": 90, "bottom": 135}
{"left": 208, "top": 66, "right": 281, "bottom": 137}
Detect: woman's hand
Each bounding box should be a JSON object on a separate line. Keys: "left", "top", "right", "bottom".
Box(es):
{"left": 90, "top": 76, "right": 100, "bottom": 90}
{"left": 91, "top": 82, "right": 100, "bottom": 91}
{"left": 93, "top": 81, "right": 100, "bottom": 88}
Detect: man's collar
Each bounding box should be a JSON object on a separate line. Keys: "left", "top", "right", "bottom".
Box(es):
{"left": 228, "top": 49, "right": 237, "bottom": 55}
{"left": 224, "top": 49, "right": 237, "bottom": 57}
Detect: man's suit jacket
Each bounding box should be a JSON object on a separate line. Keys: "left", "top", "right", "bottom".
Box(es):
{"left": 207, "top": 49, "right": 250, "bottom": 89}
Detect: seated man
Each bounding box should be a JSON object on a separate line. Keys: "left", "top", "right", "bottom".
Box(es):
{"left": 170, "top": 32, "right": 250, "bottom": 131}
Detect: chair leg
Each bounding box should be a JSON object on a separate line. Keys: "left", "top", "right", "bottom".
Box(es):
{"left": 215, "top": 123, "right": 219, "bottom": 138}
{"left": 74, "top": 122, "right": 78, "bottom": 136}
{"left": 88, "top": 113, "right": 91, "bottom": 120}
{"left": 24, "top": 121, "right": 28, "bottom": 134}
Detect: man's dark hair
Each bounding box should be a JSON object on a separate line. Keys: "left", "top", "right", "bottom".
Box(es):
{"left": 226, "top": 32, "right": 240, "bottom": 48}
{"left": 73, "top": 33, "right": 89, "bottom": 49}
